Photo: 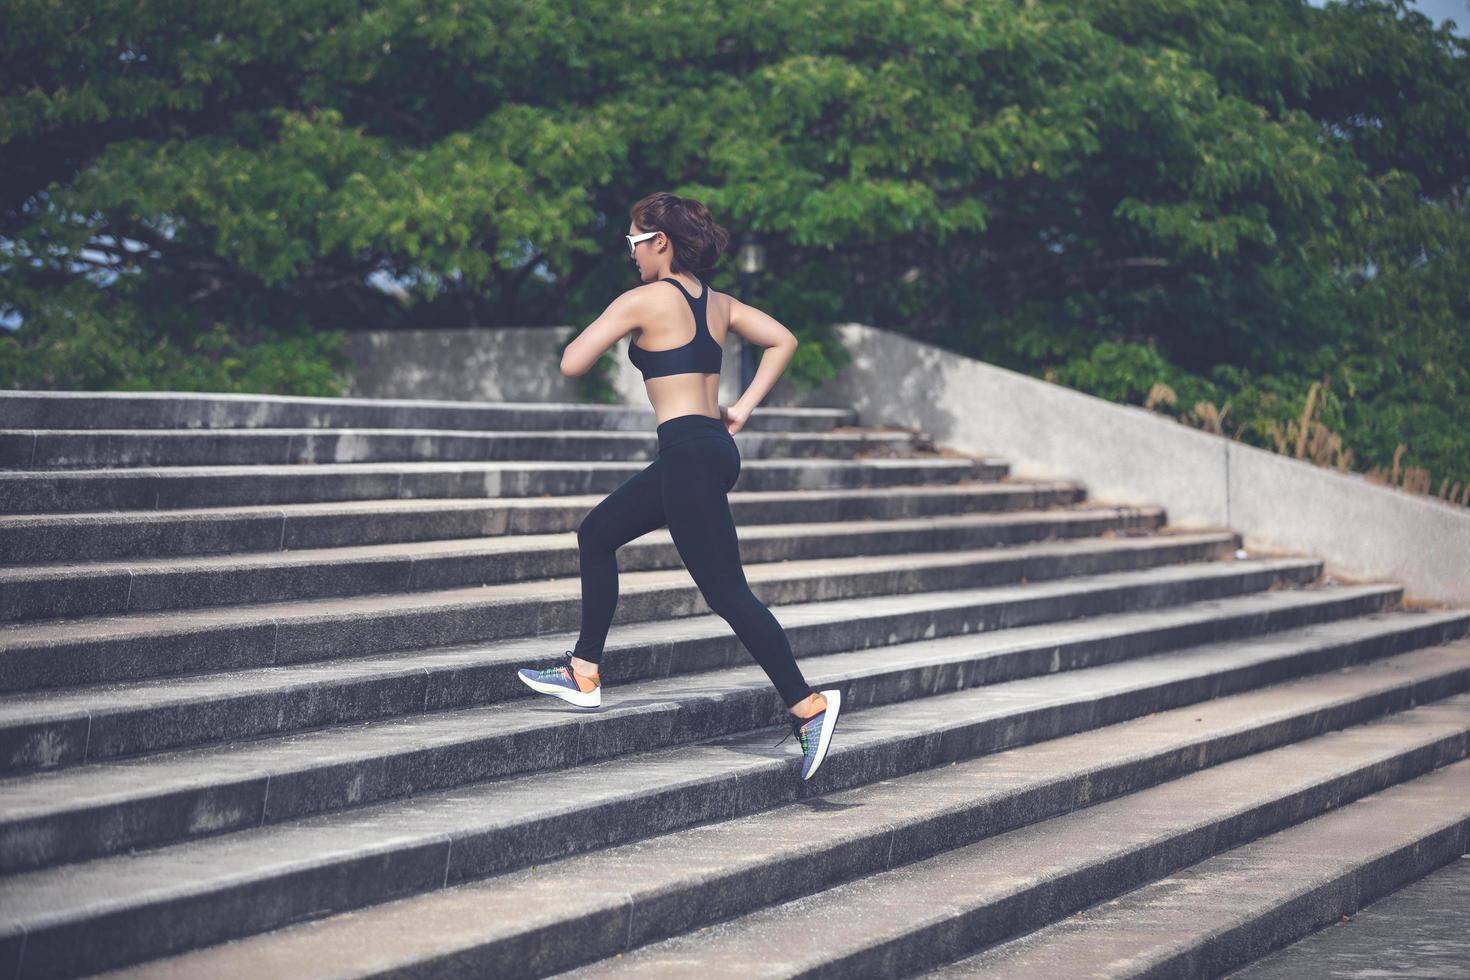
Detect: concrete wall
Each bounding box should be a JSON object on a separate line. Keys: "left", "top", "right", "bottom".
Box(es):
{"left": 345, "top": 327, "right": 747, "bottom": 406}
{"left": 764, "top": 323, "right": 1470, "bottom": 607}
{"left": 344, "top": 323, "right": 1469, "bottom": 606}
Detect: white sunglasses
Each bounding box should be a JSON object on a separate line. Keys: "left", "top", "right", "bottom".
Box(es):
{"left": 625, "top": 230, "right": 661, "bottom": 256}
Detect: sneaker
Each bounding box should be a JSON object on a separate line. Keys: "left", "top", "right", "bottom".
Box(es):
{"left": 775, "top": 688, "right": 842, "bottom": 780}
{"left": 516, "top": 651, "right": 602, "bottom": 708}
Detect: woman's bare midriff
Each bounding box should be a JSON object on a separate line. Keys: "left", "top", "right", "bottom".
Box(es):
{"left": 644, "top": 372, "right": 722, "bottom": 426}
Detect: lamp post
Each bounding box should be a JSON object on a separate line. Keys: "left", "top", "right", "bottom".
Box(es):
{"left": 735, "top": 231, "right": 766, "bottom": 393}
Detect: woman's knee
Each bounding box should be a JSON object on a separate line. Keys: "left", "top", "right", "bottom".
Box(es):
{"left": 703, "top": 581, "right": 766, "bottom": 622}
{"left": 577, "top": 514, "right": 614, "bottom": 554}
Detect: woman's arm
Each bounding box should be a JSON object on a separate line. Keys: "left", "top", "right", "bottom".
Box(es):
{"left": 559, "top": 288, "right": 651, "bottom": 377}
{"left": 727, "top": 296, "right": 799, "bottom": 417}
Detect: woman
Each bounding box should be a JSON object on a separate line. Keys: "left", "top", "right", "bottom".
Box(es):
{"left": 516, "top": 191, "right": 842, "bottom": 780}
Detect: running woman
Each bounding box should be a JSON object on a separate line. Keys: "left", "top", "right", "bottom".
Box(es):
{"left": 516, "top": 191, "right": 842, "bottom": 780}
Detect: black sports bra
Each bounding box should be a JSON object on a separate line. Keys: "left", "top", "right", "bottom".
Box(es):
{"left": 627, "top": 277, "right": 723, "bottom": 381}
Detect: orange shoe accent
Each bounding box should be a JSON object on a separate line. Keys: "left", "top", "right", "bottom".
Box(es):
{"left": 796, "top": 693, "right": 827, "bottom": 719}
{"left": 573, "top": 671, "right": 601, "bottom": 693}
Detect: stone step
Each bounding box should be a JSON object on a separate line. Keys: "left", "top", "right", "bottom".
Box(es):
{"left": 562, "top": 696, "right": 1470, "bottom": 980}
{"left": 1228, "top": 851, "right": 1470, "bottom": 980}
{"left": 107, "top": 657, "right": 1470, "bottom": 980}
{"left": 1, "top": 584, "right": 1421, "bottom": 871}
{"left": 926, "top": 756, "right": 1470, "bottom": 979}
{"left": 3, "top": 622, "right": 1466, "bottom": 978}
{"left": 0, "top": 391, "right": 857, "bottom": 433}
{"left": 0, "top": 532, "right": 1242, "bottom": 693}
{"left": 0, "top": 456, "right": 1008, "bottom": 514}
{"left": 0, "top": 427, "right": 923, "bottom": 469}
{"left": 0, "top": 481, "right": 1088, "bottom": 564}
{"left": 0, "top": 506, "right": 1166, "bottom": 622}
{"left": 0, "top": 568, "right": 1370, "bottom": 777}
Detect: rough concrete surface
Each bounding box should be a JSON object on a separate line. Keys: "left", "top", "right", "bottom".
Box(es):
{"left": 4, "top": 388, "right": 1466, "bottom": 978}
{"left": 1231, "top": 853, "right": 1470, "bottom": 979}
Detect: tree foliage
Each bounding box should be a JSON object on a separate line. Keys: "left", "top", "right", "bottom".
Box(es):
{"left": 2, "top": 0, "right": 1466, "bottom": 489}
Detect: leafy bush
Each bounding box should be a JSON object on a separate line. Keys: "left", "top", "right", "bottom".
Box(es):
{"left": 0, "top": 278, "right": 347, "bottom": 395}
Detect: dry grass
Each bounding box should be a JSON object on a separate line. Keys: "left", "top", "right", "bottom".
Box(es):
{"left": 1189, "top": 400, "right": 1229, "bottom": 435}
{"left": 1144, "top": 382, "right": 1176, "bottom": 411}
{"left": 1362, "top": 441, "right": 1470, "bottom": 504}
{"left": 1195, "top": 375, "right": 1464, "bottom": 510}
{"left": 1264, "top": 379, "right": 1355, "bottom": 473}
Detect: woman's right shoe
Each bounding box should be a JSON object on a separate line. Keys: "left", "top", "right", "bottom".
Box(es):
{"left": 775, "top": 688, "right": 843, "bottom": 780}
{"left": 516, "top": 651, "right": 602, "bottom": 708}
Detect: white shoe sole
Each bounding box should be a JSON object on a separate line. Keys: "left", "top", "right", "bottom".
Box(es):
{"left": 802, "top": 688, "right": 842, "bottom": 780}
{"left": 517, "top": 671, "right": 602, "bottom": 708}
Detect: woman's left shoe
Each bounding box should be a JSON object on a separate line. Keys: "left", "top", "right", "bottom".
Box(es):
{"left": 516, "top": 651, "right": 602, "bottom": 708}
{"left": 776, "top": 688, "right": 843, "bottom": 780}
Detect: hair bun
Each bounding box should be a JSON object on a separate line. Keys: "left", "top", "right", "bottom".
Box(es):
{"left": 630, "top": 192, "right": 730, "bottom": 276}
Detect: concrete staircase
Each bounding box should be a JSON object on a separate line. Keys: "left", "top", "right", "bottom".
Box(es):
{"left": 0, "top": 390, "right": 1466, "bottom": 979}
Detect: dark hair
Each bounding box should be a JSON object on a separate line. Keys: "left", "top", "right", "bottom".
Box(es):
{"left": 630, "top": 192, "right": 730, "bottom": 276}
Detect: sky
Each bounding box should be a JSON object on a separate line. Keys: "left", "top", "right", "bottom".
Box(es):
{"left": 1405, "top": 0, "right": 1469, "bottom": 34}
{"left": 1308, "top": 0, "right": 1470, "bottom": 36}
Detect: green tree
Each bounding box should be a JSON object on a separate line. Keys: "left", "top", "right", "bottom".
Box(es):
{"left": 2, "top": 0, "right": 1465, "bottom": 492}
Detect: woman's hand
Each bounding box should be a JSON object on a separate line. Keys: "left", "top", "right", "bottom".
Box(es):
{"left": 720, "top": 403, "right": 749, "bottom": 436}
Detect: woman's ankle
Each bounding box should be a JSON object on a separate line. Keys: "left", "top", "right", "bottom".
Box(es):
{"left": 791, "top": 692, "right": 826, "bottom": 719}
{"left": 569, "top": 655, "right": 599, "bottom": 678}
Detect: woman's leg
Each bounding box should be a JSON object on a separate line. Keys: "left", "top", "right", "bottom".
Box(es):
{"left": 659, "top": 436, "right": 818, "bottom": 711}
{"left": 570, "top": 455, "right": 668, "bottom": 665}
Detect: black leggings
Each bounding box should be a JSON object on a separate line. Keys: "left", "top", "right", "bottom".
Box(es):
{"left": 571, "top": 412, "right": 817, "bottom": 709}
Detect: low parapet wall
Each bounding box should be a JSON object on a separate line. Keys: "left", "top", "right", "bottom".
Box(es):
{"left": 766, "top": 323, "right": 1469, "bottom": 607}
{"left": 345, "top": 323, "right": 1469, "bottom": 605}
